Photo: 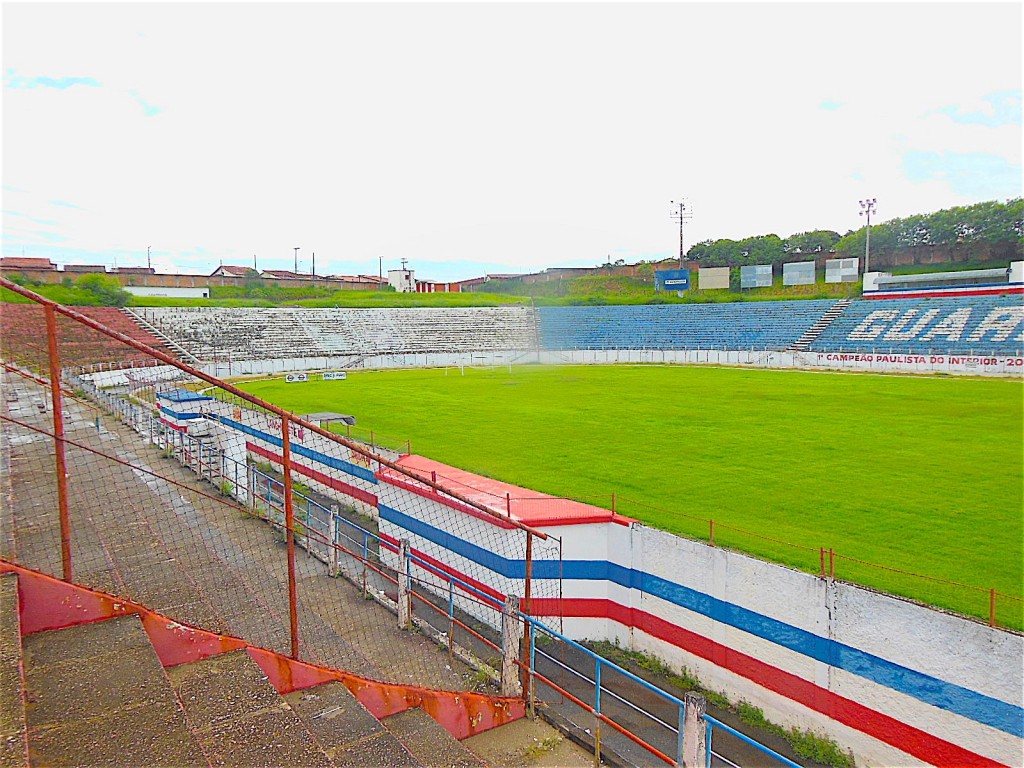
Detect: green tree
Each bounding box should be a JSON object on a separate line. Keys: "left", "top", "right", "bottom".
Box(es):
{"left": 75, "top": 274, "right": 131, "bottom": 306}
{"left": 784, "top": 230, "right": 841, "bottom": 256}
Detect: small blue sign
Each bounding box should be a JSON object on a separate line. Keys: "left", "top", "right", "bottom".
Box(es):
{"left": 655, "top": 269, "right": 690, "bottom": 292}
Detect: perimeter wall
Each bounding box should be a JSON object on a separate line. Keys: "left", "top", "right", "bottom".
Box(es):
{"left": 183, "top": 349, "right": 1023, "bottom": 379}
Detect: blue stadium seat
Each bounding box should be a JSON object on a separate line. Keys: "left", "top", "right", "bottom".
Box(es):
{"left": 808, "top": 295, "right": 1023, "bottom": 356}
{"left": 537, "top": 301, "right": 838, "bottom": 351}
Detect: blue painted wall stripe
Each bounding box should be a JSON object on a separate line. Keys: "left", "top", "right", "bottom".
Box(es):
{"left": 212, "top": 414, "right": 378, "bottom": 484}
{"left": 381, "top": 504, "right": 1024, "bottom": 738}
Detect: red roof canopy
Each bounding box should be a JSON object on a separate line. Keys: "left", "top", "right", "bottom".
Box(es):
{"left": 381, "top": 455, "right": 633, "bottom": 528}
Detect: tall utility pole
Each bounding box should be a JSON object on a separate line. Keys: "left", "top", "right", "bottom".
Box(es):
{"left": 311, "top": 252, "right": 315, "bottom": 277}
{"left": 147, "top": 246, "right": 151, "bottom": 270}
{"left": 859, "top": 198, "right": 877, "bottom": 274}
{"left": 670, "top": 199, "right": 693, "bottom": 268}
{"left": 293, "top": 247, "right": 300, "bottom": 274}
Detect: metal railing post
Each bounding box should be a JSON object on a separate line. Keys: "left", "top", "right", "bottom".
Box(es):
{"left": 398, "top": 539, "right": 411, "bottom": 629}
{"left": 44, "top": 305, "right": 72, "bottom": 581}
{"left": 593, "top": 658, "right": 602, "bottom": 767}
{"left": 447, "top": 576, "right": 455, "bottom": 656}
{"left": 677, "top": 703, "right": 686, "bottom": 766}
{"left": 528, "top": 622, "right": 537, "bottom": 719}
{"left": 329, "top": 506, "right": 340, "bottom": 577}
{"left": 362, "top": 531, "right": 369, "bottom": 595}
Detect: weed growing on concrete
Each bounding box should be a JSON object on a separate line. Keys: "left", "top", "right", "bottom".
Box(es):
{"left": 523, "top": 735, "right": 562, "bottom": 760}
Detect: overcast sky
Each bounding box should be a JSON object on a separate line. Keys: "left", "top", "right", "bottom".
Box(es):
{"left": 2, "top": 2, "right": 1021, "bottom": 282}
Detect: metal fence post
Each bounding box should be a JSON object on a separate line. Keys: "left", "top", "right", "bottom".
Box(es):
{"left": 682, "top": 692, "right": 707, "bottom": 768}
{"left": 501, "top": 595, "right": 523, "bottom": 697}
{"left": 281, "top": 415, "right": 300, "bottom": 660}
{"left": 398, "top": 539, "right": 411, "bottom": 629}
{"left": 44, "top": 305, "right": 72, "bottom": 581}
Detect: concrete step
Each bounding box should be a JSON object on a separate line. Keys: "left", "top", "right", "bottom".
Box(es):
{"left": 167, "top": 649, "right": 332, "bottom": 766}
{"left": 382, "top": 707, "right": 487, "bottom": 768}
{"left": 22, "top": 614, "right": 207, "bottom": 766}
{"left": 0, "top": 574, "right": 27, "bottom": 768}
{"left": 284, "top": 681, "right": 423, "bottom": 767}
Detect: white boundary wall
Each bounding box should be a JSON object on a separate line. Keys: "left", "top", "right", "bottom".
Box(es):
{"left": 197, "top": 349, "right": 1023, "bottom": 378}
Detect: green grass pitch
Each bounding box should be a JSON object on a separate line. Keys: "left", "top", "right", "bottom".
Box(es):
{"left": 235, "top": 365, "right": 1023, "bottom": 627}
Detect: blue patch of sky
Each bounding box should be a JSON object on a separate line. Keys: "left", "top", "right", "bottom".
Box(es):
{"left": 129, "top": 89, "right": 161, "bottom": 117}
{"left": 935, "top": 90, "right": 1022, "bottom": 127}
{"left": 3, "top": 209, "right": 57, "bottom": 226}
{"left": 903, "top": 150, "right": 1023, "bottom": 198}
{"left": 4, "top": 72, "right": 101, "bottom": 90}
{"left": 49, "top": 200, "right": 85, "bottom": 210}
{"left": 818, "top": 99, "right": 843, "bottom": 111}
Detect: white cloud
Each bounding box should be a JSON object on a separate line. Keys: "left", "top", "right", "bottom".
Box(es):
{"left": 2, "top": 2, "right": 1021, "bottom": 282}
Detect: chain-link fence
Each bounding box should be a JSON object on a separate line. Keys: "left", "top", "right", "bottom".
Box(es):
{"left": 0, "top": 288, "right": 560, "bottom": 701}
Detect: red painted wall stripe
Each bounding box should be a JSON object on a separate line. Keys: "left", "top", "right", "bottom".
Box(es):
{"left": 247, "top": 442, "right": 378, "bottom": 507}
{"left": 530, "top": 598, "right": 1007, "bottom": 768}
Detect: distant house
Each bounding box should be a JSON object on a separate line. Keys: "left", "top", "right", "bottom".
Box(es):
{"left": 413, "top": 279, "right": 464, "bottom": 293}
{"left": 329, "top": 274, "right": 389, "bottom": 286}
{"left": 260, "top": 269, "right": 315, "bottom": 280}
{"left": 0, "top": 257, "right": 56, "bottom": 271}
{"left": 63, "top": 264, "right": 108, "bottom": 273}
{"left": 112, "top": 267, "right": 156, "bottom": 275}
{"left": 210, "top": 265, "right": 257, "bottom": 278}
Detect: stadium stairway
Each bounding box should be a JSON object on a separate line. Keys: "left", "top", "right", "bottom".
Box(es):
{"left": 0, "top": 566, "right": 522, "bottom": 768}
{"left": 786, "top": 298, "right": 852, "bottom": 352}
{"left": 122, "top": 308, "right": 204, "bottom": 366}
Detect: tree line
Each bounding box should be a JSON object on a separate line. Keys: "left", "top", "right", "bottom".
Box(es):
{"left": 685, "top": 198, "right": 1022, "bottom": 267}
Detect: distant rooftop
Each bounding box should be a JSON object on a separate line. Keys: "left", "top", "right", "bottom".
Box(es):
{"left": 211, "top": 265, "right": 256, "bottom": 277}
{"left": 1, "top": 257, "right": 56, "bottom": 270}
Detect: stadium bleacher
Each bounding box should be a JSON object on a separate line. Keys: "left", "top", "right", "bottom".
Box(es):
{"left": 808, "top": 295, "right": 1023, "bottom": 356}
{"left": 0, "top": 304, "right": 177, "bottom": 372}
{"left": 124, "top": 297, "right": 1022, "bottom": 365}
{"left": 536, "top": 301, "right": 839, "bottom": 351}
{"left": 129, "top": 306, "right": 537, "bottom": 362}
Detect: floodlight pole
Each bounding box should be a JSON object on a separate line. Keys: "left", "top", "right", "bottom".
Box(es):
{"left": 859, "top": 198, "right": 877, "bottom": 274}
{"left": 294, "top": 247, "right": 300, "bottom": 274}
{"left": 670, "top": 200, "right": 692, "bottom": 268}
